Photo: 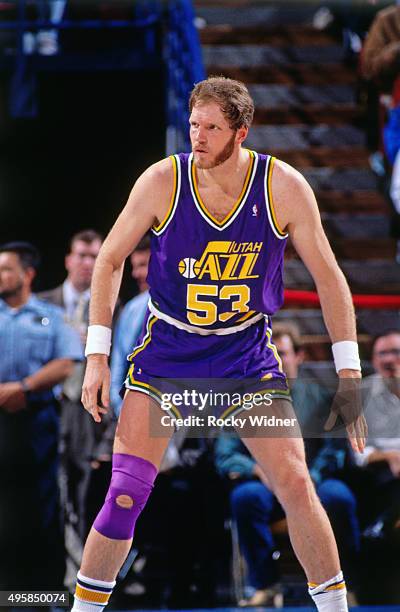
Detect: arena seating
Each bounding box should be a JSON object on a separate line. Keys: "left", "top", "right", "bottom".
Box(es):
{"left": 195, "top": 0, "right": 400, "bottom": 603}
{"left": 196, "top": 0, "right": 400, "bottom": 383}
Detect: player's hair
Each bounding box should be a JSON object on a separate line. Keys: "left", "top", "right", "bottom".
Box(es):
{"left": 189, "top": 76, "right": 255, "bottom": 130}
{"left": 0, "top": 241, "right": 40, "bottom": 271}
{"left": 69, "top": 229, "right": 103, "bottom": 252}
{"left": 273, "top": 322, "right": 302, "bottom": 353}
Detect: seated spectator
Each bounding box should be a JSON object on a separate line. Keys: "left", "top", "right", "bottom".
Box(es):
{"left": 354, "top": 329, "right": 400, "bottom": 526}
{"left": 0, "top": 241, "right": 82, "bottom": 590}
{"left": 215, "top": 324, "right": 360, "bottom": 607}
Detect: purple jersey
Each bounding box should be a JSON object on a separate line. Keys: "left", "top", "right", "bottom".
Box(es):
{"left": 147, "top": 150, "right": 288, "bottom": 334}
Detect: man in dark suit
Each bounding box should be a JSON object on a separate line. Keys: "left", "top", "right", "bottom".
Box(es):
{"left": 39, "top": 229, "right": 105, "bottom": 542}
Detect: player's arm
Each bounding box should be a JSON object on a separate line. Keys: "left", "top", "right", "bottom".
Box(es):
{"left": 272, "top": 161, "right": 357, "bottom": 350}
{"left": 82, "top": 158, "right": 174, "bottom": 422}
{"left": 271, "top": 161, "right": 367, "bottom": 451}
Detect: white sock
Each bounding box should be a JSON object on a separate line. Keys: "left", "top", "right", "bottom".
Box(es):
{"left": 71, "top": 571, "right": 116, "bottom": 612}
{"left": 308, "top": 570, "right": 348, "bottom": 611}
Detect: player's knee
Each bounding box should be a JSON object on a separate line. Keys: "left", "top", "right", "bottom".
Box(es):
{"left": 115, "top": 494, "right": 134, "bottom": 509}
{"left": 94, "top": 453, "right": 158, "bottom": 540}
{"left": 274, "top": 466, "right": 314, "bottom": 511}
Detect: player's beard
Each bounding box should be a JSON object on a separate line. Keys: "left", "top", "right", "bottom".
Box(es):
{"left": 195, "top": 131, "right": 236, "bottom": 169}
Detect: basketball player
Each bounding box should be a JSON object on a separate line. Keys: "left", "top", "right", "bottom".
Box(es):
{"left": 73, "top": 77, "right": 366, "bottom": 612}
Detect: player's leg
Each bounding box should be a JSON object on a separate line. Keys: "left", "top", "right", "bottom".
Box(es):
{"left": 239, "top": 399, "right": 348, "bottom": 612}
{"left": 72, "top": 391, "right": 173, "bottom": 611}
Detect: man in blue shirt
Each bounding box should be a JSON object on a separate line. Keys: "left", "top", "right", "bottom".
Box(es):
{"left": 0, "top": 241, "right": 83, "bottom": 591}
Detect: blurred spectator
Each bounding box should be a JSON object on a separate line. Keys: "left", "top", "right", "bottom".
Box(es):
{"left": 110, "top": 235, "right": 150, "bottom": 415}
{"left": 0, "top": 241, "right": 82, "bottom": 590}
{"left": 215, "top": 323, "right": 360, "bottom": 607}
{"left": 361, "top": 3, "right": 400, "bottom": 89}
{"left": 344, "top": 329, "right": 400, "bottom": 603}
{"left": 354, "top": 330, "right": 400, "bottom": 522}
{"left": 39, "top": 229, "right": 108, "bottom": 542}
{"left": 361, "top": 3, "right": 400, "bottom": 258}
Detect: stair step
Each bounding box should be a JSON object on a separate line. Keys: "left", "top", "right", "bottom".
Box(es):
{"left": 284, "top": 260, "right": 400, "bottom": 294}
{"left": 286, "top": 238, "right": 396, "bottom": 261}
{"left": 200, "top": 24, "right": 337, "bottom": 46}
{"left": 271, "top": 148, "right": 370, "bottom": 168}
{"left": 246, "top": 124, "right": 364, "bottom": 151}
{"left": 303, "top": 168, "right": 377, "bottom": 191}
{"left": 274, "top": 309, "right": 400, "bottom": 336}
{"left": 322, "top": 214, "right": 390, "bottom": 239}
{"left": 315, "top": 190, "right": 388, "bottom": 213}
{"left": 205, "top": 64, "right": 355, "bottom": 85}
{"left": 203, "top": 44, "right": 345, "bottom": 66}
{"left": 254, "top": 105, "right": 361, "bottom": 125}
{"left": 196, "top": 5, "right": 317, "bottom": 27}
{"left": 249, "top": 83, "right": 360, "bottom": 125}
{"left": 249, "top": 84, "right": 355, "bottom": 106}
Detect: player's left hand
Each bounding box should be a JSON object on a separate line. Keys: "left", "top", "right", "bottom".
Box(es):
{"left": 324, "top": 371, "right": 367, "bottom": 453}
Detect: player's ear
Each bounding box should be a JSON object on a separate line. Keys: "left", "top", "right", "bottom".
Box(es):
{"left": 236, "top": 126, "right": 248, "bottom": 144}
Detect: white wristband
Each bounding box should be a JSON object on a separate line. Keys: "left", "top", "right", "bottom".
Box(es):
{"left": 332, "top": 341, "right": 361, "bottom": 373}
{"left": 85, "top": 325, "right": 112, "bottom": 357}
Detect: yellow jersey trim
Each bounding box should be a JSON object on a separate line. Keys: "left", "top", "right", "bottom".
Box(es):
{"left": 126, "top": 370, "right": 182, "bottom": 419}
{"left": 191, "top": 150, "right": 255, "bottom": 228}
{"left": 266, "top": 326, "right": 284, "bottom": 373}
{"left": 128, "top": 315, "right": 157, "bottom": 361}
{"left": 266, "top": 156, "right": 288, "bottom": 239}
{"left": 236, "top": 309, "right": 256, "bottom": 323}
{"left": 152, "top": 155, "right": 179, "bottom": 235}
{"left": 219, "top": 387, "right": 292, "bottom": 421}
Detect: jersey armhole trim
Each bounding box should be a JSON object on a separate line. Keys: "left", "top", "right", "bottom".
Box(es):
{"left": 152, "top": 155, "right": 181, "bottom": 235}
{"left": 265, "top": 156, "right": 289, "bottom": 240}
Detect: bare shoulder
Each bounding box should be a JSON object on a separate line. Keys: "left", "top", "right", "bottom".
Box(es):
{"left": 136, "top": 157, "right": 174, "bottom": 199}
{"left": 135, "top": 157, "right": 175, "bottom": 224}
{"left": 141, "top": 156, "right": 174, "bottom": 185}
{"left": 271, "top": 158, "right": 318, "bottom": 229}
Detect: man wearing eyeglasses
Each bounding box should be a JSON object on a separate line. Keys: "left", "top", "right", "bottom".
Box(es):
{"left": 357, "top": 329, "right": 400, "bottom": 472}
{"left": 351, "top": 330, "right": 400, "bottom": 531}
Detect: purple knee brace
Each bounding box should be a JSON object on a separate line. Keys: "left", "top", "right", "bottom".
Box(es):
{"left": 94, "top": 453, "right": 157, "bottom": 540}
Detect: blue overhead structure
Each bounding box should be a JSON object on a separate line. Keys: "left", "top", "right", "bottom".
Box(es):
{"left": 0, "top": 0, "right": 205, "bottom": 153}
{"left": 164, "top": 0, "right": 206, "bottom": 153}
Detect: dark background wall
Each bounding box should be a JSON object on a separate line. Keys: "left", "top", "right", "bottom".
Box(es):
{"left": 0, "top": 67, "right": 165, "bottom": 295}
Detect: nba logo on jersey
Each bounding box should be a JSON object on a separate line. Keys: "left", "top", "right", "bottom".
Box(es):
{"left": 252, "top": 204, "right": 258, "bottom": 217}
{"left": 178, "top": 257, "right": 198, "bottom": 279}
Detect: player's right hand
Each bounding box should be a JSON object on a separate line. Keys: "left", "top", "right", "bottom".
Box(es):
{"left": 81, "top": 354, "right": 110, "bottom": 423}
{"left": 324, "top": 375, "right": 367, "bottom": 453}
